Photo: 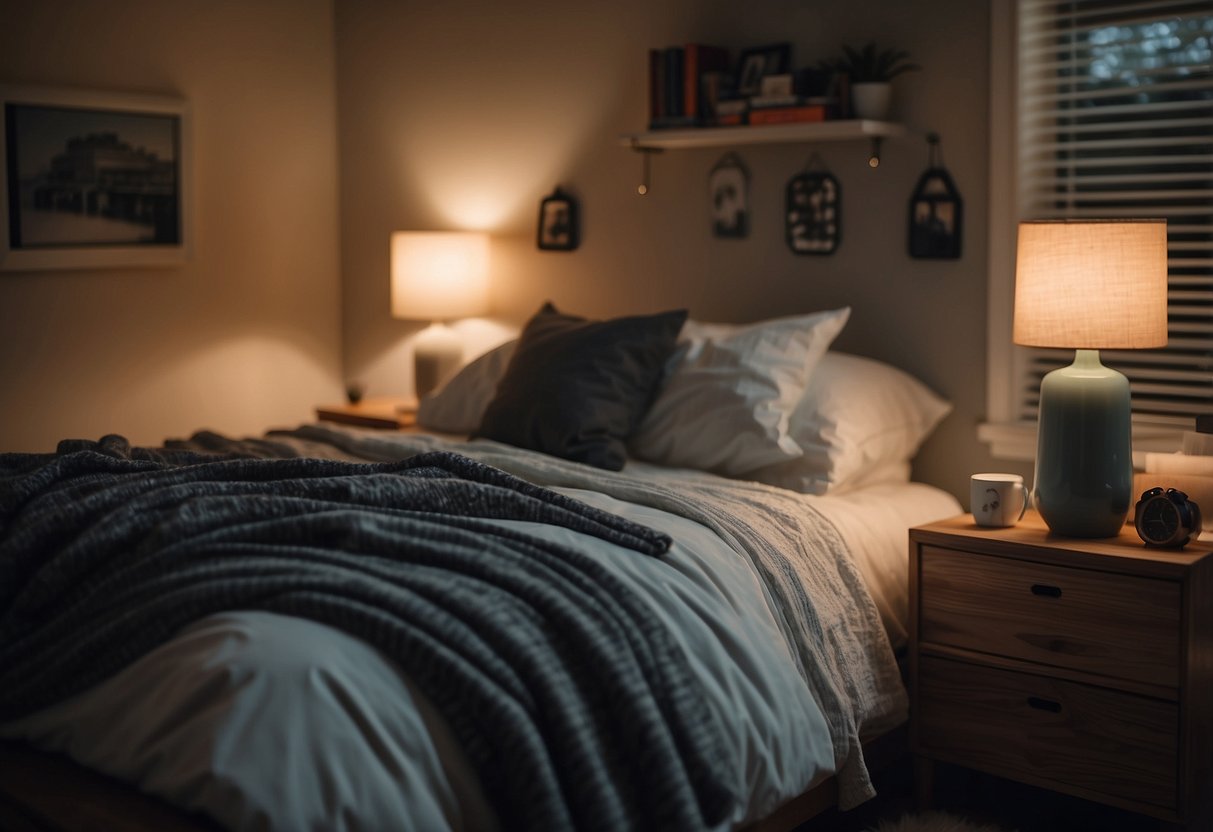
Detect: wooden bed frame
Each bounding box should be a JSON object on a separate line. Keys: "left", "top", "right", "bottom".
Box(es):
{"left": 0, "top": 726, "right": 907, "bottom": 831}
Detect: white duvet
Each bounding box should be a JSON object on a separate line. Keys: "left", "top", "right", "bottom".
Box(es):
{"left": 2, "top": 428, "right": 959, "bottom": 831}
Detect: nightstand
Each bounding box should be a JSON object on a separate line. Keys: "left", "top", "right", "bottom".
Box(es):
{"left": 315, "top": 396, "right": 418, "bottom": 430}
{"left": 909, "top": 512, "right": 1213, "bottom": 829}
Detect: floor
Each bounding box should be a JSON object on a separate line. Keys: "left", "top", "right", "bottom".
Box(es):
{"left": 801, "top": 759, "right": 1175, "bottom": 832}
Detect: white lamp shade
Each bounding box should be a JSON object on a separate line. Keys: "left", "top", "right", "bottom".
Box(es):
{"left": 391, "top": 231, "right": 490, "bottom": 321}
{"left": 1012, "top": 219, "right": 1168, "bottom": 349}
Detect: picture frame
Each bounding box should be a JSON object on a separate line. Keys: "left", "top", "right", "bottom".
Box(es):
{"left": 537, "top": 186, "right": 579, "bottom": 251}
{"left": 735, "top": 43, "right": 792, "bottom": 97}
{"left": 908, "top": 166, "right": 963, "bottom": 259}
{"left": 786, "top": 170, "right": 841, "bottom": 255}
{"left": 709, "top": 152, "right": 749, "bottom": 239}
{"left": 1, "top": 84, "right": 192, "bottom": 271}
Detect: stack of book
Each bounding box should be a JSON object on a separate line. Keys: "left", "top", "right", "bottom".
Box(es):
{"left": 648, "top": 44, "right": 730, "bottom": 129}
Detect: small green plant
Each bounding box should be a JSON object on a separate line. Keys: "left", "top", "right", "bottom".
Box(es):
{"left": 830, "top": 42, "right": 920, "bottom": 83}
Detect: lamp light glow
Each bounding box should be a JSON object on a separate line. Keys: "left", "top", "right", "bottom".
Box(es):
{"left": 1013, "top": 219, "right": 1168, "bottom": 537}
{"left": 390, "top": 231, "right": 490, "bottom": 397}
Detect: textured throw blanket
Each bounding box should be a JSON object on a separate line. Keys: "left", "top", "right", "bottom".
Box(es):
{"left": 0, "top": 435, "right": 737, "bottom": 831}
{"left": 262, "top": 424, "right": 909, "bottom": 809}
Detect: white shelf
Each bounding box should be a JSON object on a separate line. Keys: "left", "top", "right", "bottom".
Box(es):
{"left": 619, "top": 119, "right": 906, "bottom": 150}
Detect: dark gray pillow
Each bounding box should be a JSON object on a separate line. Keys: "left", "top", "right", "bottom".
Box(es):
{"left": 474, "top": 302, "right": 688, "bottom": 470}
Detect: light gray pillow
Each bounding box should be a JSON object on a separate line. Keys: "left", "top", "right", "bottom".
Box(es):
{"left": 628, "top": 308, "right": 851, "bottom": 475}
{"left": 416, "top": 340, "right": 516, "bottom": 434}
{"left": 746, "top": 352, "right": 952, "bottom": 494}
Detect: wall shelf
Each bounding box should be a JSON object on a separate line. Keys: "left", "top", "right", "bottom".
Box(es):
{"left": 619, "top": 119, "right": 906, "bottom": 150}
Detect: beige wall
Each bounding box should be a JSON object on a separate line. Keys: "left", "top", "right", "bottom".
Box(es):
{"left": 0, "top": 0, "right": 1019, "bottom": 498}
{"left": 336, "top": 0, "right": 1017, "bottom": 498}
{"left": 0, "top": 0, "right": 343, "bottom": 452}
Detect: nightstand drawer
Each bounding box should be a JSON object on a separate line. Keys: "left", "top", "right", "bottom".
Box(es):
{"left": 917, "top": 655, "right": 1178, "bottom": 811}
{"left": 919, "top": 546, "right": 1181, "bottom": 686}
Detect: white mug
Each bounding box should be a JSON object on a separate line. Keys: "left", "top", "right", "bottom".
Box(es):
{"left": 971, "top": 473, "right": 1028, "bottom": 527}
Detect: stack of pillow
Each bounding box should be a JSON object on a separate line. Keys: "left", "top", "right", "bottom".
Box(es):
{"left": 417, "top": 302, "right": 951, "bottom": 495}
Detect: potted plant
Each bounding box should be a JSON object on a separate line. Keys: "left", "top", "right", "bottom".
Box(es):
{"left": 829, "top": 42, "right": 920, "bottom": 120}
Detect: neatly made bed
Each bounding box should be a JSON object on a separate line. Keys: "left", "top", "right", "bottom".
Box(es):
{"left": 0, "top": 305, "right": 962, "bottom": 830}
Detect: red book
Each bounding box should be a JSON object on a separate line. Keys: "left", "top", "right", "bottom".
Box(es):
{"left": 684, "top": 44, "right": 730, "bottom": 119}
{"left": 748, "top": 105, "right": 827, "bottom": 126}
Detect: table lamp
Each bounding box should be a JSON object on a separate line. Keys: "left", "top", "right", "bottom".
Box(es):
{"left": 391, "top": 231, "right": 489, "bottom": 397}
{"left": 1013, "top": 219, "right": 1168, "bottom": 537}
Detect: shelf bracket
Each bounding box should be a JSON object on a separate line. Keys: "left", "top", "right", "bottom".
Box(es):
{"left": 868, "top": 137, "right": 884, "bottom": 169}
{"left": 629, "top": 139, "right": 664, "bottom": 195}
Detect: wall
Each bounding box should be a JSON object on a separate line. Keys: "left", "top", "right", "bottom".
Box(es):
{"left": 336, "top": 0, "right": 1005, "bottom": 499}
{"left": 0, "top": 0, "right": 343, "bottom": 452}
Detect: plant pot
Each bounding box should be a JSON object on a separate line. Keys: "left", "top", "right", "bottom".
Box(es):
{"left": 851, "top": 82, "right": 892, "bottom": 120}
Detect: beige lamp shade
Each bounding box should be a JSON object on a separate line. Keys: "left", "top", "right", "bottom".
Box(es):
{"left": 390, "top": 231, "right": 490, "bottom": 321}
{"left": 1012, "top": 219, "right": 1168, "bottom": 349}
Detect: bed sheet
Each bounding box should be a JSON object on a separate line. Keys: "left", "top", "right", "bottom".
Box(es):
{"left": 1, "top": 427, "right": 960, "bottom": 831}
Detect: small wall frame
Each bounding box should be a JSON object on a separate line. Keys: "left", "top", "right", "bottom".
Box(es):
{"left": 709, "top": 152, "right": 749, "bottom": 239}
{"left": 786, "top": 163, "right": 840, "bottom": 256}
{"left": 908, "top": 134, "right": 962, "bottom": 259}
{"left": 537, "top": 187, "right": 579, "bottom": 251}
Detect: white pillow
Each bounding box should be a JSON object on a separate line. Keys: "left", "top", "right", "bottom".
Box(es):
{"left": 417, "top": 340, "right": 517, "bottom": 434}
{"left": 746, "top": 352, "right": 951, "bottom": 494}
{"left": 628, "top": 308, "right": 851, "bottom": 475}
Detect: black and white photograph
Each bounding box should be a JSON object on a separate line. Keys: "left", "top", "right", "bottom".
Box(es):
{"left": 786, "top": 171, "right": 841, "bottom": 255}
{"left": 908, "top": 167, "right": 962, "bottom": 259}
{"left": 709, "top": 153, "right": 749, "bottom": 239}
{"left": 1, "top": 85, "right": 190, "bottom": 270}
{"left": 734, "top": 43, "right": 792, "bottom": 96}
{"left": 536, "top": 186, "right": 579, "bottom": 251}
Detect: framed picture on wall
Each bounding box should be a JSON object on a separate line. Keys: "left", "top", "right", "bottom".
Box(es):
{"left": 709, "top": 152, "right": 749, "bottom": 239}
{"left": 786, "top": 170, "right": 840, "bottom": 255}
{"left": 0, "top": 84, "right": 192, "bottom": 271}
{"left": 537, "top": 186, "right": 579, "bottom": 251}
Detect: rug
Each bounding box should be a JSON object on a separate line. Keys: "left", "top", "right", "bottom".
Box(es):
{"left": 867, "top": 810, "right": 1015, "bottom": 832}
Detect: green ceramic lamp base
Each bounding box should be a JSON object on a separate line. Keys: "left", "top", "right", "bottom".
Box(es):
{"left": 1033, "top": 349, "right": 1134, "bottom": 538}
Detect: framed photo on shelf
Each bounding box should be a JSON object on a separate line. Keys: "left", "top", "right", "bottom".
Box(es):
{"left": 537, "top": 186, "right": 579, "bottom": 251}
{"left": 735, "top": 43, "right": 792, "bottom": 96}
{"left": 0, "top": 84, "right": 192, "bottom": 271}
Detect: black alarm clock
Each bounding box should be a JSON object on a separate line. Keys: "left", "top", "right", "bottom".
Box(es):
{"left": 1133, "top": 487, "right": 1202, "bottom": 548}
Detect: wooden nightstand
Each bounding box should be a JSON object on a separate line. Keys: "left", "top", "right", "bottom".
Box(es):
{"left": 909, "top": 512, "right": 1213, "bottom": 829}
{"left": 315, "top": 396, "right": 418, "bottom": 430}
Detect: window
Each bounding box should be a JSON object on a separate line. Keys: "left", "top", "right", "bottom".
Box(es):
{"left": 985, "top": 0, "right": 1213, "bottom": 458}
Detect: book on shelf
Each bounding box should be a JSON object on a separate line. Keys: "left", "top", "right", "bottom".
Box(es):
{"left": 748, "top": 94, "right": 803, "bottom": 110}
{"left": 684, "top": 44, "right": 730, "bottom": 119}
{"left": 714, "top": 98, "right": 748, "bottom": 117}
{"left": 648, "top": 115, "right": 699, "bottom": 130}
{"left": 747, "top": 104, "right": 827, "bottom": 126}
{"left": 648, "top": 42, "right": 732, "bottom": 129}
{"left": 715, "top": 113, "right": 746, "bottom": 126}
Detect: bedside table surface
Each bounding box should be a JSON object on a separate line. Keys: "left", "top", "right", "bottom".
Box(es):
{"left": 912, "top": 510, "right": 1213, "bottom": 576}
{"left": 315, "top": 396, "right": 419, "bottom": 429}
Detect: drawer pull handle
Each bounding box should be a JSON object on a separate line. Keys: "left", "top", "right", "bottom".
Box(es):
{"left": 1027, "top": 696, "right": 1062, "bottom": 713}
{"left": 1030, "top": 584, "right": 1062, "bottom": 598}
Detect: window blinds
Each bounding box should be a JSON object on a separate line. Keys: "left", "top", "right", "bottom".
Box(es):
{"left": 1017, "top": 0, "right": 1213, "bottom": 429}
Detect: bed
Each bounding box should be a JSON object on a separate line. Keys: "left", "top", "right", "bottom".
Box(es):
{"left": 0, "top": 304, "right": 961, "bottom": 831}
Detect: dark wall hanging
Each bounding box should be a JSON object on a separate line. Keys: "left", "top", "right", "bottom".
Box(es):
{"left": 709, "top": 152, "right": 749, "bottom": 239}
{"left": 786, "top": 153, "right": 841, "bottom": 255}
{"left": 537, "top": 186, "right": 579, "bottom": 251}
{"left": 908, "top": 133, "right": 962, "bottom": 259}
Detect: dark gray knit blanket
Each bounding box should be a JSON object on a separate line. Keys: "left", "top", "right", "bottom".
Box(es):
{"left": 0, "top": 435, "right": 737, "bottom": 831}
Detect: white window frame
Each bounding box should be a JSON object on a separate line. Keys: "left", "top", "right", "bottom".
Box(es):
{"left": 981, "top": 0, "right": 1187, "bottom": 463}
